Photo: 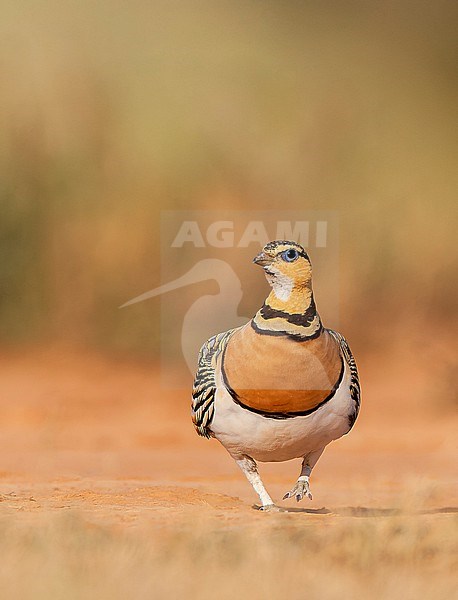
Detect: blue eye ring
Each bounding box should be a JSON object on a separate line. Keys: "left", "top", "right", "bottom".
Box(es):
{"left": 282, "top": 249, "right": 299, "bottom": 262}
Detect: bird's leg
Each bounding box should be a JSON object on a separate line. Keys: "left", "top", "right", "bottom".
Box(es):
{"left": 235, "top": 455, "right": 276, "bottom": 510}
{"left": 283, "top": 447, "right": 325, "bottom": 502}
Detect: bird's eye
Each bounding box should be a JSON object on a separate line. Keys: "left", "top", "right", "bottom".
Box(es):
{"left": 282, "top": 249, "right": 299, "bottom": 262}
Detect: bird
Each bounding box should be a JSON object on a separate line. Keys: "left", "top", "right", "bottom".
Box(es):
{"left": 191, "top": 240, "right": 361, "bottom": 510}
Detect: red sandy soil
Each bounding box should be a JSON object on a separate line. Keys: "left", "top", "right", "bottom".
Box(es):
{"left": 0, "top": 345, "right": 456, "bottom": 522}
{"left": 0, "top": 345, "right": 456, "bottom": 600}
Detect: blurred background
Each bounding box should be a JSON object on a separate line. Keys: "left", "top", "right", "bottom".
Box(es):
{"left": 1, "top": 0, "right": 456, "bottom": 362}
{"left": 0, "top": 3, "right": 457, "bottom": 598}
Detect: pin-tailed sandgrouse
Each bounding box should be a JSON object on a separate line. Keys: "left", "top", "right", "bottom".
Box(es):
{"left": 191, "top": 240, "right": 360, "bottom": 510}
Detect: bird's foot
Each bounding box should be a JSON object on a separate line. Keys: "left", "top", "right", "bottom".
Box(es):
{"left": 283, "top": 478, "right": 313, "bottom": 502}
{"left": 253, "top": 503, "right": 283, "bottom": 512}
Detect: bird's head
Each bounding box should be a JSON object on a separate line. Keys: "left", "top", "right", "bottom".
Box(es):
{"left": 253, "top": 240, "right": 312, "bottom": 300}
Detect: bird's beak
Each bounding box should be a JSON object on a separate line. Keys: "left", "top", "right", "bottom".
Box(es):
{"left": 252, "top": 251, "right": 272, "bottom": 267}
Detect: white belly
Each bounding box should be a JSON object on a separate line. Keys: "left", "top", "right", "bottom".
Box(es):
{"left": 211, "top": 361, "right": 353, "bottom": 462}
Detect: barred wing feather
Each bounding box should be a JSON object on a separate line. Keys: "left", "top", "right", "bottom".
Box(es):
{"left": 328, "top": 329, "right": 361, "bottom": 429}
{"left": 191, "top": 328, "right": 238, "bottom": 438}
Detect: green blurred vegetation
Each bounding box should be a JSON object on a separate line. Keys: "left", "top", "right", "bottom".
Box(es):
{"left": 0, "top": 0, "right": 457, "bottom": 355}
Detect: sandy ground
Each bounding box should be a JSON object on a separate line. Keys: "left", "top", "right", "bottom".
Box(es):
{"left": 0, "top": 346, "right": 456, "bottom": 599}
